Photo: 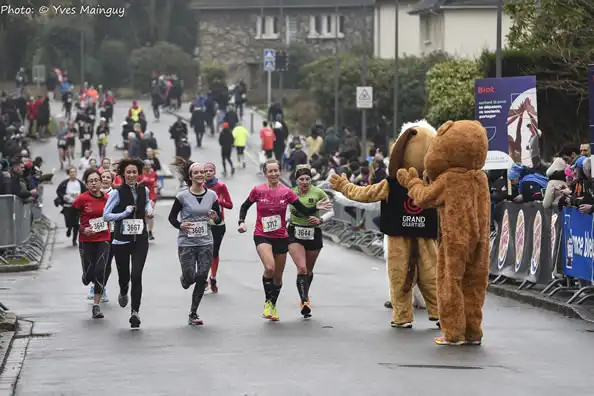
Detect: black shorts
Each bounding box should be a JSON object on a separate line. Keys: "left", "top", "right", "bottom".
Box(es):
{"left": 236, "top": 146, "right": 245, "bottom": 155}
{"left": 253, "top": 235, "right": 289, "bottom": 255}
{"left": 287, "top": 225, "right": 323, "bottom": 251}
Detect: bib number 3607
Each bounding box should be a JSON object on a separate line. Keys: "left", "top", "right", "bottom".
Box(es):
{"left": 262, "top": 215, "right": 281, "bottom": 233}
{"left": 294, "top": 226, "right": 315, "bottom": 240}
{"left": 89, "top": 217, "right": 108, "bottom": 233}
{"left": 187, "top": 221, "right": 207, "bottom": 237}
{"left": 122, "top": 219, "right": 144, "bottom": 235}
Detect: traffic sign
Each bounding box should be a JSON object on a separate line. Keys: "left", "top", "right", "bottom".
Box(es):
{"left": 356, "top": 86, "right": 373, "bottom": 109}
{"left": 264, "top": 48, "right": 276, "bottom": 72}
{"left": 32, "top": 65, "right": 45, "bottom": 83}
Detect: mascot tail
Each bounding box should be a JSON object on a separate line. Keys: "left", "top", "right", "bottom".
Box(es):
{"left": 403, "top": 239, "right": 418, "bottom": 295}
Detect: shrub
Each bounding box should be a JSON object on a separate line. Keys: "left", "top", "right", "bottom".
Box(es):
{"left": 425, "top": 59, "right": 482, "bottom": 127}
{"left": 200, "top": 61, "right": 227, "bottom": 89}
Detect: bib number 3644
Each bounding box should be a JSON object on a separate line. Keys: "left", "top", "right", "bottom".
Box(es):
{"left": 122, "top": 219, "right": 144, "bottom": 235}
{"left": 262, "top": 215, "right": 281, "bottom": 233}
{"left": 294, "top": 226, "right": 315, "bottom": 240}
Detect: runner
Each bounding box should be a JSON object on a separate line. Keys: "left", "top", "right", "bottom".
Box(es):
{"left": 204, "top": 162, "right": 233, "bottom": 293}
{"left": 56, "top": 167, "right": 86, "bottom": 246}
{"left": 73, "top": 168, "right": 111, "bottom": 319}
{"left": 168, "top": 160, "right": 223, "bottom": 325}
{"left": 287, "top": 165, "right": 334, "bottom": 318}
{"left": 103, "top": 158, "right": 154, "bottom": 329}
{"left": 138, "top": 160, "right": 158, "bottom": 240}
{"left": 237, "top": 159, "right": 332, "bottom": 321}
{"left": 87, "top": 169, "right": 114, "bottom": 301}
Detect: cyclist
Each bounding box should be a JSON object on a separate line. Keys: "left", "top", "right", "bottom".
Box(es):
{"left": 237, "top": 159, "right": 332, "bottom": 321}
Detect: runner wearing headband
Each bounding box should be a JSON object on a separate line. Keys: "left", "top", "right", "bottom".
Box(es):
{"left": 287, "top": 165, "right": 334, "bottom": 318}
{"left": 204, "top": 162, "right": 233, "bottom": 293}
{"left": 168, "top": 160, "right": 223, "bottom": 325}
{"left": 238, "top": 159, "right": 332, "bottom": 321}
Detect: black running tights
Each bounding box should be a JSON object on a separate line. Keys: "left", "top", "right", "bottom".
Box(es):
{"left": 112, "top": 239, "right": 149, "bottom": 312}
{"left": 79, "top": 241, "right": 111, "bottom": 295}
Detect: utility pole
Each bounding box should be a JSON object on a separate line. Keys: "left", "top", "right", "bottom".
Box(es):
{"left": 333, "top": 5, "right": 340, "bottom": 134}
{"left": 495, "top": 0, "right": 503, "bottom": 77}
{"left": 392, "top": 0, "right": 400, "bottom": 144}
{"left": 361, "top": 5, "right": 368, "bottom": 157}
{"left": 279, "top": 0, "right": 285, "bottom": 103}
{"left": 80, "top": 0, "right": 85, "bottom": 86}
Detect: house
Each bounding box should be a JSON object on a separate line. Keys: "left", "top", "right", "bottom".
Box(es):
{"left": 374, "top": 0, "right": 513, "bottom": 59}
{"left": 190, "top": 0, "right": 374, "bottom": 87}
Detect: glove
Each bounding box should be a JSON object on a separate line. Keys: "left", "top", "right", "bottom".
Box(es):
{"left": 396, "top": 168, "right": 419, "bottom": 188}
{"left": 329, "top": 173, "right": 349, "bottom": 192}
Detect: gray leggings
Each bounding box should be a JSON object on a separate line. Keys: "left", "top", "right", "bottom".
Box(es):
{"left": 178, "top": 245, "right": 213, "bottom": 314}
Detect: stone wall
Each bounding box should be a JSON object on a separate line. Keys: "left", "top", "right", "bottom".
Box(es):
{"left": 197, "top": 7, "right": 373, "bottom": 83}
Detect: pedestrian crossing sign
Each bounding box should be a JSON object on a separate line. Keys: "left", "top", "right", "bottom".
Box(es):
{"left": 356, "top": 86, "right": 373, "bottom": 109}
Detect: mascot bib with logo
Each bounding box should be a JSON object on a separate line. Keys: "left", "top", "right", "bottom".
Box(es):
{"left": 330, "top": 121, "right": 439, "bottom": 328}
{"left": 397, "top": 120, "right": 490, "bottom": 346}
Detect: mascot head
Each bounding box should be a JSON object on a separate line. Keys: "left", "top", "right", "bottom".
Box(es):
{"left": 388, "top": 120, "right": 437, "bottom": 178}
{"left": 424, "top": 120, "right": 488, "bottom": 182}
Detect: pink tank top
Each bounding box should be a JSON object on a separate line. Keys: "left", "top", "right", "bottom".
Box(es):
{"left": 249, "top": 184, "right": 299, "bottom": 238}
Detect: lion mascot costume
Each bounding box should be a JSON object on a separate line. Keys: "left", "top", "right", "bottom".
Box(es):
{"left": 330, "top": 120, "right": 439, "bottom": 328}
{"left": 397, "top": 120, "right": 490, "bottom": 346}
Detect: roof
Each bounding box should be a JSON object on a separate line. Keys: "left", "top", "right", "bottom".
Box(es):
{"left": 190, "top": 0, "right": 374, "bottom": 10}
{"left": 409, "top": 0, "right": 508, "bottom": 15}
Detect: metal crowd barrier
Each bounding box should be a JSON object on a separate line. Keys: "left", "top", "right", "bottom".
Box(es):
{"left": 323, "top": 196, "right": 594, "bottom": 307}
{"left": 0, "top": 194, "right": 53, "bottom": 265}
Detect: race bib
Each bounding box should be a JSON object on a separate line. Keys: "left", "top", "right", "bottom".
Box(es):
{"left": 67, "top": 98, "right": 72, "bottom": 103}
{"left": 122, "top": 219, "right": 144, "bottom": 235}
{"left": 90, "top": 115, "right": 95, "bottom": 120}
{"left": 98, "top": 133, "right": 106, "bottom": 140}
{"left": 294, "top": 226, "right": 315, "bottom": 240}
{"left": 83, "top": 133, "right": 91, "bottom": 140}
{"left": 187, "top": 221, "right": 208, "bottom": 237}
{"left": 58, "top": 139, "right": 66, "bottom": 146}
{"left": 89, "top": 217, "right": 108, "bottom": 233}
{"left": 262, "top": 215, "right": 281, "bottom": 233}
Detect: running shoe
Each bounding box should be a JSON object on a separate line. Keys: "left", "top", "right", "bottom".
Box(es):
{"left": 390, "top": 321, "right": 413, "bottom": 328}
{"left": 149, "top": 231, "right": 155, "bottom": 241}
{"left": 188, "top": 313, "right": 203, "bottom": 326}
{"left": 300, "top": 300, "right": 312, "bottom": 318}
{"left": 262, "top": 301, "right": 272, "bottom": 319}
{"left": 130, "top": 311, "right": 141, "bottom": 329}
{"left": 118, "top": 293, "right": 128, "bottom": 308}
{"left": 87, "top": 285, "right": 94, "bottom": 300}
{"left": 101, "top": 288, "right": 109, "bottom": 303}
{"left": 270, "top": 305, "right": 279, "bottom": 321}
{"left": 434, "top": 335, "right": 464, "bottom": 346}
{"left": 464, "top": 338, "right": 482, "bottom": 346}
{"left": 210, "top": 277, "right": 218, "bottom": 294}
{"left": 92, "top": 304, "right": 104, "bottom": 319}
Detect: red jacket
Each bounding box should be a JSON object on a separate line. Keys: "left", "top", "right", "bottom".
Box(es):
{"left": 26, "top": 101, "right": 37, "bottom": 120}
{"left": 206, "top": 179, "right": 233, "bottom": 221}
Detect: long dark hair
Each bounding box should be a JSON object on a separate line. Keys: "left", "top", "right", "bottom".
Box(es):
{"left": 117, "top": 158, "right": 143, "bottom": 176}
{"left": 172, "top": 156, "right": 196, "bottom": 186}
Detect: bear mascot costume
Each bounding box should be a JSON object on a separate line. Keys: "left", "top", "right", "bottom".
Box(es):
{"left": 330, "top": 120, "right": 439, "bottom": 328}
{"left": 397, "top": 120, "right": 490, "bottom": 346}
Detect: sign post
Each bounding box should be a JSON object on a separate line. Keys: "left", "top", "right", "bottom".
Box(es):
{"left": 356, "top": 86, "right": 373, "bottom": 157}
{"left": 588, "top": 64, "right": 594, "bottom": 178}
{"left": 32, "top": 65, "right": 46, "bottom": 95}
{"left": 474, "top": 76, "right": 537, "bottom": 170}
{"left": 263, "top": 49, "right": 276, "bottom": 111}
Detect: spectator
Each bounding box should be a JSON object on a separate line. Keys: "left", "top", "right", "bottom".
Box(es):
{"left": 507, "top": 163, "right": 548, "bottom": 203}
{"left": 146, "top": 148, "right": 161, "bottom": 172}
{"left": 127, "top": 132, "right": 142, "bottom": 158}
{"left": 9, "top": 157, "right": 37, "bottom": 201}
{"left": 322, "top": 127, "right": 340, "bottom": 155}
{"left": 558, "top": 144, "right": 580, "bottom": 166}
{"left": 543, "top": 157, "right": 569, "bottom": 209}
{"left": 306, "top": 127, "right": 323, "bottom": 158}
{"left": 581, "top": 143, "right": 591, "bottom": 157}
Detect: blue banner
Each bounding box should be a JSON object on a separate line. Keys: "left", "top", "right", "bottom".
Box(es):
{"left": 562, "top": 207, "right": 594, "bottom": 282}
{"left": 474, "top": 76, "right": 537, "bottom": 170}
{"left": 588, "top": 65, "right": 594, "bottom": 177}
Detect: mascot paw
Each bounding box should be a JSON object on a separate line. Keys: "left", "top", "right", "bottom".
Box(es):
{"left": 329, "top": 173, "right": 348, "bottom": 192}
{"left": 396, "top": 168, "right": 419, "bottom": 187}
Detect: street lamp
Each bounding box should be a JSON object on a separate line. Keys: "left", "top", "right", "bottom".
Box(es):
{"left": 80, "top": 0, "right": 85, "bottom": 85}
{"left": 392, "top": 0, "right": 400, "bottom": 142}
{"left": 495, "top": 0, "right": 503, "bottom": 77}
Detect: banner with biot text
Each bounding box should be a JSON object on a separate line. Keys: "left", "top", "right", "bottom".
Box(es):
{"left": 588, "top": 64, "right": 594, "bottom": 178}
{"left": 474, "top": 76, "right": 537, "bottom": 170}
{"left": 561, "top": 207, "right": 594, "bottom": 283}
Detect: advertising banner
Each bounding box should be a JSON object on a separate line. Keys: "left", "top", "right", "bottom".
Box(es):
{"left": 475, "top": 76, "right": 537, "bottom": 170}
{"left": 562, "top": 207, "right": 594, "bottom": 282}
{"left": 490, "top": 201, "right": 559, "bottom": 285}
{"left": 588, "top": 65, "right": 594, "bottom": 177}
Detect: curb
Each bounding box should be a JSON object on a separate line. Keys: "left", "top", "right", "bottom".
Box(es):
{"left": 0, "top": 320, "right": 34, "bottom": 395}
{"left": 0, "top": 223, "right": 56, "bottom": 273}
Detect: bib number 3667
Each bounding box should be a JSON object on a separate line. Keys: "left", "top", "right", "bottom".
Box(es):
{"left": 262, "top": 215, "right": 281, "bottom": 233}
{"left": 122, "top": 219, "right": 144, "bottom": 235}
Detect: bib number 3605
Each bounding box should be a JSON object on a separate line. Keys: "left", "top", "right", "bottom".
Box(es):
{"left": 89, "top": 217, "right": 108, "bottom": 233}
{"left": 187, "top": 221, "right": 207, "bottom": 237}
{"left": 122, "top": 219, "right": 144, "bottom": 235}
{"left": 262, "top": 215, "right": 281, "bottom": 233}
{"left": 294, "top": 226, "right": 315, "bottom": 240}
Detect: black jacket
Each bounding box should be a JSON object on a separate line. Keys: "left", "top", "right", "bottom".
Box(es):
{"left": 54, "top": 178, "right": 86, "bottom": 206}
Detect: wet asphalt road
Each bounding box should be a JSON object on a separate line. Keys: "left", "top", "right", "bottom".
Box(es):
{"left": 1, "top": 101, "right": 593, "bottom": 395}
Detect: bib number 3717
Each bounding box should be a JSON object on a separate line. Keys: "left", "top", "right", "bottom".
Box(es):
{"left": 262, "top": 215, "right": 281, "bottom": 233}
{"left": 122, "top": 219, "right": 144, "bottom": 235}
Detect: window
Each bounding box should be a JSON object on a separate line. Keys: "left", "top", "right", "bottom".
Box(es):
{"left": 309, "top": 15, "right": 344, "bottom": 38}
{"left": 421, "top": 15, "right": 431, "bottom": 44}
{"left": 256, "top": 15, "right": 279, "bottom": 39}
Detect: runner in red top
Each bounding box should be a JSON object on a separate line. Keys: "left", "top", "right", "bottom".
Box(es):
{"left": 259, "top": 121, "right": 275, "bottom": 160}
{"left": 138, "top": 160, "right": 158, "bottom": 240}
{"left": 204, "top": 162, "right": 233, "bottom": 293}
{"left": 72, "top": 168, "right": 112, "bottom": 319}
{"left": 237, "top": 159, "right": 332, "bottom": 321}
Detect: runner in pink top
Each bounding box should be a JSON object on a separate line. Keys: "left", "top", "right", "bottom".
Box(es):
{"left": 238, "top": 159, "right": 332, "bottom": 322}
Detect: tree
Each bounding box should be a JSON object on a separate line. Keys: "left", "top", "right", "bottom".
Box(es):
{"left": 505, "top": 0, "right": 594, "bottom": 97}
{"left": 425, "top": 59, "right": 482, "bottom": 127}
{"left": 201, "top": 62, "right": 227, "bottom": 89}
{"left": 99, "top": 40, "right": 130, "bottom": 88}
